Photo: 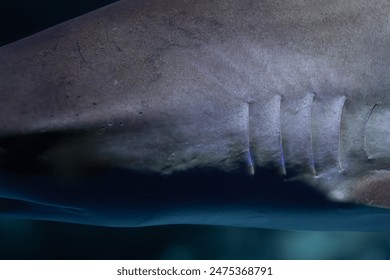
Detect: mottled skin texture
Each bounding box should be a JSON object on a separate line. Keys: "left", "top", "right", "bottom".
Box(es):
{"left": 0, "top": 0, "right": 390, "bottom": 230}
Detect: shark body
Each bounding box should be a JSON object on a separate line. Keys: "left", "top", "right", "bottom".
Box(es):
{"left": 1, "top": 0, "right": 390, "bottom": 230}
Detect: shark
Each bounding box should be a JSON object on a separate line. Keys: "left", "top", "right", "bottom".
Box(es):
{"left": 0, "top": 0, "right": 390, "bottom": 230}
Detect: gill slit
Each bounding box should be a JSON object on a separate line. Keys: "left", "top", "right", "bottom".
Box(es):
{"left": 338, "top": 96, "right": 347, "bottom": 172}
{"left": 247, "top": 102, "right": 255, "bottom": 175}
{"left": 363, "top": 103, "right": 378, "bottom": 160}
{"left": 278, "top": 95, "right": 287, "bottom": 176}
{"left": 308, "top": 93, "right": 317, "bottom": 176}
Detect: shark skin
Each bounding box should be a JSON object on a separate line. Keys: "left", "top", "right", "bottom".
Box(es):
{"left": 0, "top": 0, "right": 390, "bottom": 230}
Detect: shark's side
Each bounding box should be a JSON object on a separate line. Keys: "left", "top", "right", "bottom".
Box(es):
{"left": 1, "top": 0, "right": 390, "bottom": 230}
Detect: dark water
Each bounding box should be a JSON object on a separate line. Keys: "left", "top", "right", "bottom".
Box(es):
{"left": 0, "top": 0, "right": 119, "bottom": 46}
{"left": 1, "top": 0, "right": 390, "bottom": 260}
{"left": 1, "top": 219, "right": 390, "bottom": 259}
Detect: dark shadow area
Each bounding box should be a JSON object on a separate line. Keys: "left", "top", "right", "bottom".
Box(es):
{"left": 1, "top": 129, "right": 390, "bottom": 242}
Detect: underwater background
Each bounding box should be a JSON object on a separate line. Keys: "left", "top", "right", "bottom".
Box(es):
{"left": 1, "top": 219, "right": 390, "bottom": 259}
{"left": 1, "top": 0, "right": 390, "bottom": 260}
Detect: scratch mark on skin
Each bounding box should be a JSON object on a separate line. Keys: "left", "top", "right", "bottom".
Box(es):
{"left": 364, "top": 103, "right": 378, "bottom": 160}
{"left": 76, "top": 41, "right": 88, "bottom": 64}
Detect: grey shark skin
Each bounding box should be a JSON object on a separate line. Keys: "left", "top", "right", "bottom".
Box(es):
{"left": 1, "top": 0, "right": 390, "bottom": 230}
